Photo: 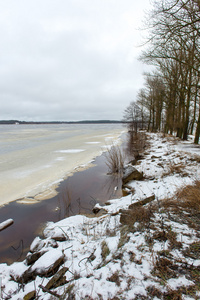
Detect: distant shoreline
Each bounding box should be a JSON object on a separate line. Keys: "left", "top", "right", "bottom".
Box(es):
{"left": 0, "top": 120, "right": 124, "bottom": 125}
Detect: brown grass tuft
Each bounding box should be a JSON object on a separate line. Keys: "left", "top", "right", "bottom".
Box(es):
{"left": 176, "top": 181, "right": 200, "bottom": 211}
{"left": 105, "top": 144, "right": 124, "bottom": 174}
{"left": 101, "top": 240, "right": 110, "bottom": 260}
{"left": 107, "top": 271, "right": 121, "bottom": 286}
{"left": 120, "top": 205, "right": 154, "bottom": 230}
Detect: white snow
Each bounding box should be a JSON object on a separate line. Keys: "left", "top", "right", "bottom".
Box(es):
{"left": 30, "top": 249, "right": 64, "bottom": 275}
{"left": 0, "top": 133, "right": 200, "bottom": 299}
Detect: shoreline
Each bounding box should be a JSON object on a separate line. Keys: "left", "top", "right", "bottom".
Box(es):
{"left": 0, "top": 136, "right": 125, "bottom": 264}
{"left": 1, "top": 133, "right": 200, "bottom": 299}
{"left": 0, "top": 125, "right": 125, "bottom": 207}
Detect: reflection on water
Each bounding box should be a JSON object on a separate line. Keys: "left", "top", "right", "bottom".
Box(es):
{"left": 0, "top": 152, "right": 123, "bottom": 264}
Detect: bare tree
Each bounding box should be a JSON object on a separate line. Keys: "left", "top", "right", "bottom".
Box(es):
{"left": 139, "top": 0, "right": 200, "bottom": 143}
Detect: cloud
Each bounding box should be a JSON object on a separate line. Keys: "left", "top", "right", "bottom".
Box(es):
{"left": 0, "top": 0, "right": 152, "bottom": 121}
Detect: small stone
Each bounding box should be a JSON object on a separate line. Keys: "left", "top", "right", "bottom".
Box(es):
{"left": 51, "top": 232, "right": 67, "bottom": 242}
{"left": 93, "top": 207, "right": 101, "bottom": 214}
{"left": 122, "top": 188, "right": 131, "bottom": 196}
{"left": 30, "top": 237, "right": 45, "bottom": 253}
{"left": 151, "top": 155, "right": 159, "bottom": 159}
{"left": 23, "top": 290, "right": 36, "bottom": 300}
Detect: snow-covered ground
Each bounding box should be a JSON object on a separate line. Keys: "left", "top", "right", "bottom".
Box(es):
{"left": 0, "top": 133, "right": 200, "bottom": 299}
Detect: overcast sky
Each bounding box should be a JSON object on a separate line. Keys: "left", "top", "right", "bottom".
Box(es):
{"left": 0, "top": 0, "right": 152, "bottom": 122}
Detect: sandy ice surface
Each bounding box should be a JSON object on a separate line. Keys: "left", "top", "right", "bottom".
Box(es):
{"left": 0, "top": 124, "right": 124, "bottom": 206}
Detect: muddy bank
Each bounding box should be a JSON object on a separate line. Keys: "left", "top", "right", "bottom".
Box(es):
{"left": 0, "top": 148, "right": 124, "bottom": 264}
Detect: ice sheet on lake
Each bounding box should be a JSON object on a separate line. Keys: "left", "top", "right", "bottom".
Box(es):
{"left": 55, "top": 149, "right": 85, "bottom": 153}
{"left": 0, "top": 124, "right": 123, "bottom": 206}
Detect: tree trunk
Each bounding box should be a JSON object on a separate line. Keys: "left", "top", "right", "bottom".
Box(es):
{"left": 194, "top": 105, "right": 200, "bottom": 144}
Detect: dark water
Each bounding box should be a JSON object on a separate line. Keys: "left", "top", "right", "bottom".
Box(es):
{"left": 0, "top": 152, "right": 123, "bottom": 264}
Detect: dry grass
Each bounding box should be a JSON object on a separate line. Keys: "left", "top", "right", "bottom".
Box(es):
{"left": 105, "top": 144, "right": 124, "bottom": 174}
{"left": 120, "top": 205, "right": 154, "bottom": 232}
{"left": 157, "top": 180, "right": 200, "bottom": 211}
{"left": 152, "top": 256, "right": 178, "bottom": 281}
{"left": 184, "top": 241, "right": 200, "bottom": 259}
{"left": 107, "top": 271, "right": 121, "bottom": 286}
{"left": 162, "top": 161, "right": 188, "bottom": 177}
{"left": 176, "top": 181, "right": 200, "bottom": 211}
{"left": 127, "top": 131, "right": 149, "bottom": 160}
{"left": 117, "top": 180, "right": 200, "bottom": 299}
{"left": 101, "top": 240, "right": 110, "bottom": 260}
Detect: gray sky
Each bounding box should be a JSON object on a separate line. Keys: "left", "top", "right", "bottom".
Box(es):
{"left": 0, "top": 0, "right": 152, "bottom": 122}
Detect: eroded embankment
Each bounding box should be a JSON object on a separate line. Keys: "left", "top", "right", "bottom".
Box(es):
{"left": 0, "top": 143, "right": 124, "bottom": 264}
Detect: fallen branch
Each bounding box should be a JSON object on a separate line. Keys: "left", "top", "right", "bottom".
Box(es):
{"left": 0, "top": 219, "right": 14, "bottom": 232}
{"left": 39, "top": 284, "right": 60, "bottom": 298}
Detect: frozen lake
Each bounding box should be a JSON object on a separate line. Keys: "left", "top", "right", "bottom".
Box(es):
{"left": 0, "top": 123, "right": 124, "bottom": 206}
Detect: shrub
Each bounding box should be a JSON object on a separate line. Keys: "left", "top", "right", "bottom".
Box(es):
{"left": 105, "top": 144, "right": 124, "bottom": 174}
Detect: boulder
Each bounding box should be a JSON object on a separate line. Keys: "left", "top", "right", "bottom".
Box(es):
{"left": 30, "top": 249, "right": 65, "bottom": 277}
{"left": 122, "top": 165, "right": 143, "bottom": 184}
{"left": 26, "top": 250, "right": 47, "bottom": 266}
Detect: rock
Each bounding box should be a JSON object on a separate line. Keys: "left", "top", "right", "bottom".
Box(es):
{"left": 105, "top": 201, "right": 111, "bottom": 205}
{"left": 122, "top": 165, "right": 143, "bottom": 184}
{"left": 53, "top": 276, "right": 68, "bottom": 288}
{"left": 30, "top": 237, "right": 58, "bottom": 253}
{"left": 30, "top": 237, "right": 45, "bottom": 253}
{"left": 93, "top": 205, "right": 101, "bottom": 214}
{"left": 128, "top": 195, "right": 155, "bottom": 209}
{"left": 18, "top": 268, "right": 36, "bottom": 284}
{"left": 51, "top": 233, "right": 67, "bottom": 242}
{"left": 129, "top": 159, "right": 137, "bottom": 165}
{"left": 151, "top": 155, "right": 159, "bottom": 159}
{"left": 26, "top": 250, "right": 47, "bottom": 266}
{"left": 44, "top": 225, "right": 68, "bottom": 241}
{"left": 44, "top": 238, "right": 58, "bottom": 248}
{"left": 45, "top": 267, "right": 68, "bottom": 289}
{"left": 30, "top": 249, "right": 65, "bottom": 277}
{"left": 23, "top": 290, "right": 36, "bottom": 300}
{"left": 122, "top": 184, "right": 135, "bottom": 196}
{"left": 157, "top": 163, "right": 164, "bottom": 168}
{"left": 20, "top": 249, "right": 65, "bottom": 283}
{"left": 92, "top": 204, "right": 107, "bottom": 215}
{"left": 122, "top": 188, "right": 131, "bottom": 196}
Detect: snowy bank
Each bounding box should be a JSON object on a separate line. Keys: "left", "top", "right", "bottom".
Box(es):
{"left": 0, "top": 133, "right": 200, "bottom": 299}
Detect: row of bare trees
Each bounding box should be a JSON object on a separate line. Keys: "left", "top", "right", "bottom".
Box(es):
{"left": 124, "top": 0, "right": 200, "bottom": 144}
